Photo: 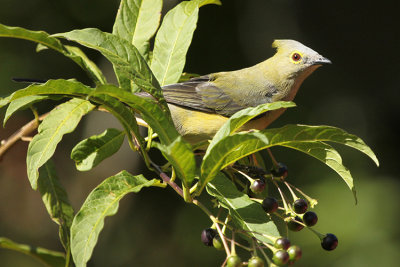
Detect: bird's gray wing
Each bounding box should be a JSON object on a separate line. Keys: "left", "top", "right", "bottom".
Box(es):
{"left": 161, "top": 75, "right": 244, "bottom": 116}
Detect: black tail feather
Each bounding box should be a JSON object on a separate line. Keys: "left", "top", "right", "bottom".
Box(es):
{"left": 12, "top": 78, "right": 47, "bottom": 84}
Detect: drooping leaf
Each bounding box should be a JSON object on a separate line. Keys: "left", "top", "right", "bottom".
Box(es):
{"left": 0, "top": 24, "right": 106, "bottom": 84}
{"left": 0, "top": 237, "right": 65, "bottom": 267}
{"left": 64, "top": 45, "right": 107, "bottom": 84}
{"left": 27, "top": 98, "right": 95, "bottom": 189}
{"left": 38, "top": 160, "right": 74, "bottom": 250}
{"left": 199, "top": 124, "right": 379, "bottom": 196}
{"left": 153, "top": 136, "right": 196, "bottom": 186}
{"left": 4, "top": 95, "right": 48, "bottom": 126}
{"left": 89, "top": 93, "right": 145, "bottom": 152}
{"left": 113, "top": 0, "right": 162, "bottom": 59}
{"left": 55, "top": 28, "right": 164, "bottom": 99}
{"left": 283, "top": 141, "right": 358, "bottom": 201}
{"left": 71, "top": 128, "right": 125, "bottom": 171}
{"left": 70, "top": 171, "right": 161, "bottom": 267}
{"left": 151, "top": 0, "right": 200, "bottom": 86}
{"left": 0, "top": 23, "right": 67, "bottom": 53}
{"left": 206, "top": 101, "right": 296, "bottom": 153}
{"left": 206, "top": 173, "right": 280, "bottom": 244}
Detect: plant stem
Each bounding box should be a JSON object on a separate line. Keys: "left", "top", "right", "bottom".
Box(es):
{"left": 0, "top": 112, "right": 48, "bottom": 160}
{"left": 193, "top": 199, "right": 231, "bottom": 256}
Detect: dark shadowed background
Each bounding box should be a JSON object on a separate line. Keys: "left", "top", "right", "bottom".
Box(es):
{"left": 1, "top": 0, "right": 399, "bottom": 266}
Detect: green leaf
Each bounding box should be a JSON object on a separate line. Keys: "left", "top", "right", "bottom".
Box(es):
{"left": 151, "top": 0, "right": 200, "bottom": 86}
{"left": 64, "top": 45, "right": 107, "bottom": 84}
{"left": 0, "top": 79, "right": 145, "bottom": 153}
{"left": 206, "top": 173, "right": 280, "bottom": 244}
{"left": 283, "top": 141, "right": 358, "bottom": 201}
{"left": 153, "top": 136, "right": 196, "bottom": 186}
{"left": 113, "top": 0, "right": 163, "bottom": 59}
{"left": 198, "top": 0, "right": 222, "bottom": 7}
{"left": 0, "top": 237, "right": 65, "bottom": 267}
{"left": 199, "top": 124, "right": 379, "bottom": 196}
{"left": 0, "top": 24, "right": 106, "bottom": 84}
{"left": 71, "top": 128, "right": 125, "bottom": 171}
{"left": 4, "top": 95, "right": 48, "bottom": 126}
{"left": 38, "top": 160, "right": 74, "bottom": 250}
{"left": 27, "top": 98, "right": 95, "bottom": 189}
{"left": 92, "top": 84, "right": 179, "bottom": 145}
{"left": 70, "top": 171, "right": 160, "bottom": 267}
{"left": 206, "top": 101, "right": 296, "bottom": 154}
{"left": 0, "top": 23, "right": 67, "bottom": 53}
{"left": 55, "top": 28, "right": 163, "bottom": 98}
{"left": 89, "top": 93, "right": 145, "bottom": 152}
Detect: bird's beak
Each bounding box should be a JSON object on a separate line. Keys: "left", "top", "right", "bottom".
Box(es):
{"left": 312, "top": 55, "right": 332, "bottom": 65}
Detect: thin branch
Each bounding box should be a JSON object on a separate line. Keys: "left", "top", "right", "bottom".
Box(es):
{"left": 0, "top": 113, "right": 48, "bottom": 160}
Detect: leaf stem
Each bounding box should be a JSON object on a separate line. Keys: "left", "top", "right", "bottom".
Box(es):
{"left": 267, "top": 148, "right": 278, "bottom": 168}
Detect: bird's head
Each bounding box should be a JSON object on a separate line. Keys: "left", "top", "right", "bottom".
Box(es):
{"left": 271, "top": 39, "right": 331, "bottom": 79}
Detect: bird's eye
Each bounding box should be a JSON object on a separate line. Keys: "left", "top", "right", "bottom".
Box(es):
{"left": 291, "top": 52, "right": 302, "bottom": 62}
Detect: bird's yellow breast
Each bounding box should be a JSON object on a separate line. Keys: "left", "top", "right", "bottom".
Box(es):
{"left": 169, "top": 104, "right": 287, "bottom": 144}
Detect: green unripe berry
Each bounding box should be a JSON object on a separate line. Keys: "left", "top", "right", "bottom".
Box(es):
{"left": 272, "top": 250, "right": 289, "bottom": 266}
{"left": 287, "top": 245, "right": 302, "bottom": 261}
{"left": 212, "top": 235, "right": 224, "bottom": 251}
{"left": 274, "top": 237, "right": 291, "bottom": 250}
{"left": 248, "top": 256, "right": 264, "bottom": 267}
{"left": 227, "top": 255, "right": 243, "bottom": 267}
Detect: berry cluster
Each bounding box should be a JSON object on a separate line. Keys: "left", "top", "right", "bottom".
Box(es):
{"left": 200, "top": 158, "right": 339, "bottom": 266}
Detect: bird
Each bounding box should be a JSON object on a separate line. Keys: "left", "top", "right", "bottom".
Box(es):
{"left": 160, "top": 39, "right": 331, "bottom": 144}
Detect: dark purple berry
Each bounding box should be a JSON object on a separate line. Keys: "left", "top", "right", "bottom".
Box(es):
{"left": 287, "top": 216, "right": 304, "bottom": 232}
{"left": 262, "top": 197, "right": 278, "bottom": 213}
{"left": 272, "top": 250, "right": 289, "bottom": 266}
{"left": 271, "top": 162, "right": 288, "bottom": 178}
{"left": 250, "top": 179, "right": 266, "bottom": 193}
{"left": 303, "top": 211, "right": 318, "bottom": 226}
{"left": 248, "top": 256, "right": 264, "bottom": 267}
{"left": 321, "top": 233, "right": 338, "bottom": 251}
{"left": 274, "top": 237, "right": 291, "bottom": 250}
{"left": 201, "top": 228, "right": 216, "bottom": 246}
{"left": 287, "top": 245, "right": 302, "bottom": 261}
{"left": 227, "top": 255, "right": 243, "bottom": 267}
{"left": 293, "top": 199, "right": 308, "bottom": 214}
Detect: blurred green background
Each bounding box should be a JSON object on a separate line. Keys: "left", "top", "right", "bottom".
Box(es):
{"left": 0, "top": 0, "right": 398, "bottom": 266}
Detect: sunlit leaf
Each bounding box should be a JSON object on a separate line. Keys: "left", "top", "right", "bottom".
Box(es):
{"left": 55, "top": 29, "right": 163, "bottom": 99}
{"left": 151, "top": 0, "right": 200, "bottom": 86}
{"left": 64, "top": 45, "right": 107, "bottom": 84}
{"left": 206, "top": 101, "right": 296, "bottom": 154}
{"left": 71, "top": 128, "right": 125, "bottom": 171}
{"left": 70, "top": 171, "right": 161, "bottom": 267}
{"left": 199, "top": 124, "right": 379, "bottom": 197}
{"left": 4, "top": 95, "right": 48, "bottom": 126}
{"left": 27, "top": 98, "right": 95, "bottom": 189}
{"left": 113, "top": 0, "right": 162, "bottom": 59}
{"left": 0, "top": 24, "right": 106, "bottom": 84}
